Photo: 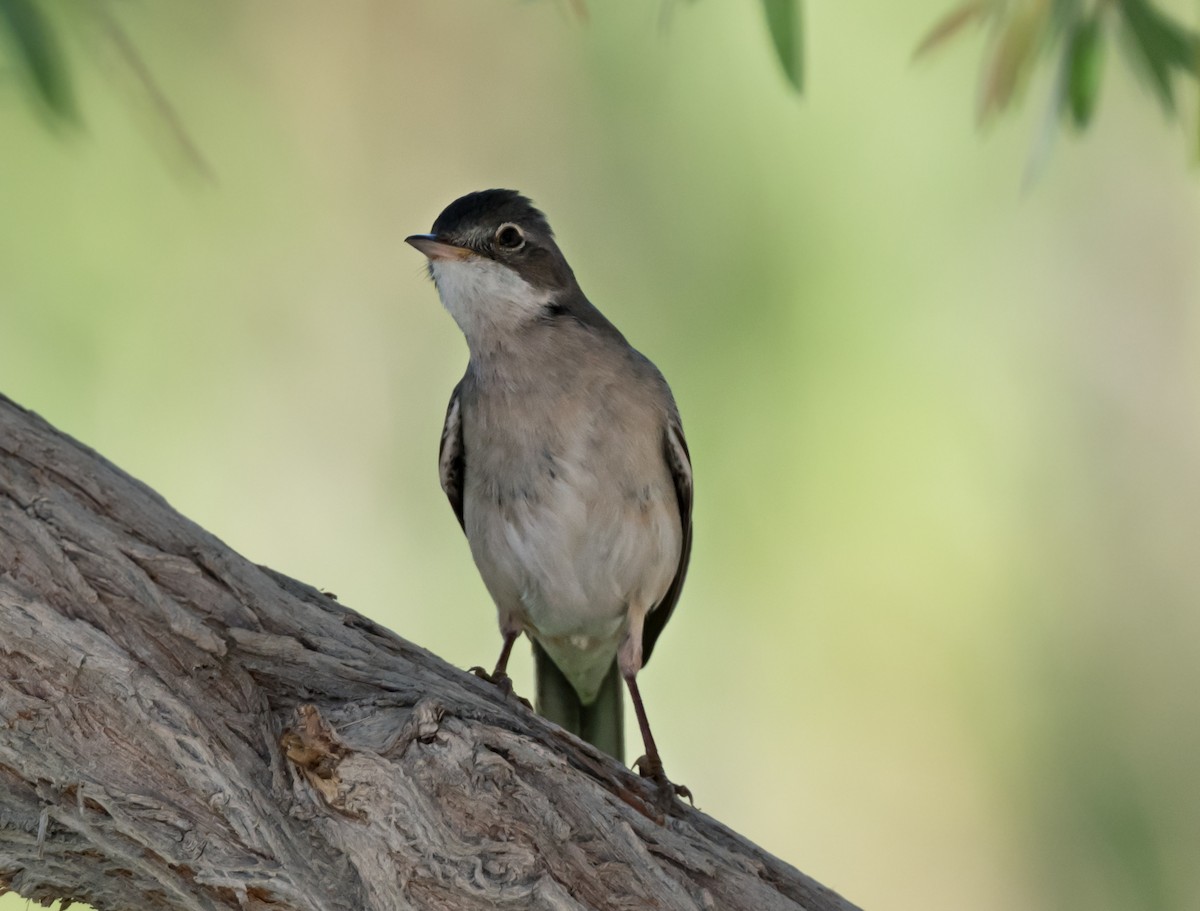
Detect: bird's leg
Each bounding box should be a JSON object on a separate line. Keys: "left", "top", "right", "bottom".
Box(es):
{"left": 470, "top": 630, "right": 531, "bottom": 708}
{"left": 624, "top": 672, "right": 692, "bottom": 809}
{"left": 619, "top": 627, "right": 692, "bottom": 812}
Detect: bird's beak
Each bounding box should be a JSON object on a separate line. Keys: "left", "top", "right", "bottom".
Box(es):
{"left": 405, "top": 234, "right": 473, "bottom": 262}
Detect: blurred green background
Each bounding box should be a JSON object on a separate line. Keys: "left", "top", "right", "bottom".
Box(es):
{"left": 3, "top": 2, "right": 1200, "bottom": 910}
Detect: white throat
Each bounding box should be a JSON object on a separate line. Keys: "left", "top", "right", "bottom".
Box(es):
{"left": 430, "top": 257, "right": 550, "bottom": 350}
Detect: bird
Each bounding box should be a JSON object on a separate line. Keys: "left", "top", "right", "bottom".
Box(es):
{"left": 406, "top": 189, "right": 693, "bottom": 806}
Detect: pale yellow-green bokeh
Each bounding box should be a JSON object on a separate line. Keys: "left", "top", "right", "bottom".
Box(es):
{"left": 3, "top": 2, "right": 1200, "bottom": 910}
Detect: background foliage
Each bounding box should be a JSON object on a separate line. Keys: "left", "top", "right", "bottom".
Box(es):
{"left": 3, "top": 2, "right": 1200, "bottom": 910}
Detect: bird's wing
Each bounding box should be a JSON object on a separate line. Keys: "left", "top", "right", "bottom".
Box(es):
{"left": 439, "top": 381, "right": 466, "bottom": 532}
{"left": 641, "top": 414, "right": 693, "bottom": 666}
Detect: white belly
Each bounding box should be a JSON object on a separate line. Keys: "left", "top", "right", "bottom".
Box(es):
{"left": 464, "top": 447, "right": 680, "bottom": 702}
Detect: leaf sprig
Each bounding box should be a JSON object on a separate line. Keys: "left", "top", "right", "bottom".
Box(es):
{"left": 762, "top": 0, "right": 805, "bottom": 92}
{"left": 916, "top": 0, "right": 1200, "bottom": 133}
{"left": 0, "top": 0, "right": 76, "bottom": 124}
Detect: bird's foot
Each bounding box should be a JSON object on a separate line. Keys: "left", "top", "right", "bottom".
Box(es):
{"left": 469, "top": 666, "right": 533, "bottom": 709}
{"left": 634, "top": 754, "right": 693, "bottom": 812}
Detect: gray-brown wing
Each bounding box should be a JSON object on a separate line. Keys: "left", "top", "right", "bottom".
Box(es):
{"left": 439, "top": 381, "right": 466, "bottom": 532}
{"left": 641, "top": 415, "right": 692, "bottom": 666}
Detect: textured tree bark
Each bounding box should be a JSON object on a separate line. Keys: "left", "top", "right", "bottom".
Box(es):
{"left": 0, "top": 393, "right": 860, "bottom": 911}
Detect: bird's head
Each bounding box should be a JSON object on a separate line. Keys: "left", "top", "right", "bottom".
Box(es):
{"left": 406, "top": 189, "right": 578, "bottom": 344}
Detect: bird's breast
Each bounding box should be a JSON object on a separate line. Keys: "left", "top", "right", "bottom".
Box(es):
{"left": 460, "top": 393, "right": 681, "bottom": 639}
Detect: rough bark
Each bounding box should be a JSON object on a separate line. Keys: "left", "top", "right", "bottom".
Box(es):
{"left": 0, "top": 392, "right": 860, "bottom": 911}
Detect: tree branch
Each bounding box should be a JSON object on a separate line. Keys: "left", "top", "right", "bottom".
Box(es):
{"left": 0, "top": 392, "right": 860, "bottom": 911}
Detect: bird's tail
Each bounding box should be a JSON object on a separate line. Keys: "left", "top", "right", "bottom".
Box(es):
{"left": 533, "top": 641, "right": 624, "bottom": 762}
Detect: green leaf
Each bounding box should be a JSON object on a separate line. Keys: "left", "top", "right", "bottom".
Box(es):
{"left": 1049, "top": 0, "right": 1085, "bottom": 38}
{"left": 0, "top": 0, "right": 76, "bottom": 122}
{"left": 1196, "top": 53, "right": 1200, "bottom": 162}
{"left": 1066, "top": 15, "right": 1104, "bottom": 128}
{"left": 762, "top": 0, "right": 804, "bottom": 92}
{"left": 1117, "top": 0, "right": 1198, "bottom": 114}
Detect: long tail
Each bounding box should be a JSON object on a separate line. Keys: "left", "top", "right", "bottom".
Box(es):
{"left": 533, "top": 641, "right": 624, "bottom": 762}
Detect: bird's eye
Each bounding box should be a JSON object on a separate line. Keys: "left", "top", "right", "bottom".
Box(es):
{"left": 494, "top": 223, "right": 525, "bottom": 250}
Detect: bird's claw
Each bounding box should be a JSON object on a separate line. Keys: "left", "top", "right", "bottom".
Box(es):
{"left": 633, "top": 754, "right": 693, "bottom": 811}
{"left": 469, "top": 666, "right": 533, "bottom": 709}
